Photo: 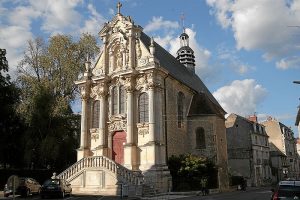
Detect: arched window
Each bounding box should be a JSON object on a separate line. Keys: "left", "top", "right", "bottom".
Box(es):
{"left": 92, "top": 101, "right": 100, "bottom": 128}
{"left": 196, "top": 127, "right": 206, "bottom": 149}
{"left": 177, "top": 92, "right": 184, "bottom": 128}
{"left": 112, "top": 86, "right": 118, "bottom": 115}
{"left": 138, "top": 92, "right": 149, "bottom": 123}
{"left": 120, "top": 85, "right": 125, "bottom": 114}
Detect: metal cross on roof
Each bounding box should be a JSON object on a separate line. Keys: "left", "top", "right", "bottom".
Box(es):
{"left": 180, "top": 13, "right": 185, "bottom": 33}
{"left": 117, "top": 2, "right": 122, "bottom": 14}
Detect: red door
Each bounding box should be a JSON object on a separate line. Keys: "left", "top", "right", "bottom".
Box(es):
{"left": 112, "top": 131, "right": 126, "bottom": 165}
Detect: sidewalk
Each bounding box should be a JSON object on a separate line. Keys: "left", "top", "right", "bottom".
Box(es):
{"left": 139, "top": 187, "right": 267, "bottom": 200}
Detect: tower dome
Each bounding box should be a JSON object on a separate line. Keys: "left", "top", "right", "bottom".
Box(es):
{"left": 176, "top": 31, "right": 195, "bottom": 74}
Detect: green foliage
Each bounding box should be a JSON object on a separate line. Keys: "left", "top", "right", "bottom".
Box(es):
{"left": 168, "top": 154, "right": 218, "bottom": 191}
{"left": 0, "top": 49, "right": 24, "bottom": 168}
{"left": 15, "top": 33, "right": 99, "bottom": 171}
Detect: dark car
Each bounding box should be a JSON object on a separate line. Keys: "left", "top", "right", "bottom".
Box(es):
{"left": 271, "top": 180, "right": 300, "bottom": 200}
{"left": 3, "top": 177, "right": 41, "bottom": 197}
{"left": 40, "top": 179, "right": 72, "bottom": 198}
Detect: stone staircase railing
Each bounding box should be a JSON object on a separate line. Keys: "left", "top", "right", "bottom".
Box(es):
{"left": 57, "top": 156, "right": 143, "bottom": 185}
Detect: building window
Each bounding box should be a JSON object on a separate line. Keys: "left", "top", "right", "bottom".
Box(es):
{"left": 139, "top": 92, "right": 149, "bottom": 123}
{"left": 111, "top": 85, "right": 126, "bottom": 115}
{"left": 195, "top": 127, "right": 205, "bottom": 149}
{"left": 120, "top": 85, "right": 125, "bottom": 114}
{"left": 177, "top": 92, "right": 184, "bottom": 128}
{"left": 92, "top": 101, "right": 100, "bottom": 128}
{"left": 112, "top": 87, "right": 118, "bottom": 115}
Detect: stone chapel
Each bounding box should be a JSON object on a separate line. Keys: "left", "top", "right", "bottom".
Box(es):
{"left": 58, "top": 3, "right": 229, "bottom": 195}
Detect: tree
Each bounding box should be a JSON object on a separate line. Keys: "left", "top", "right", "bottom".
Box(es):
{"left": 168, "top": 154, "right": 218, "bottom": 191}
{"left": 17, "top": 33, "right": 99, "bottom": 170}
{"left": 0, "top": 49, "right": 24, "bottom": 168}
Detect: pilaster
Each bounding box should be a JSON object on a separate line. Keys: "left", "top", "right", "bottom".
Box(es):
{"left": 124, "top": 75, "right": 137, "bottom": 169}
{"left": 77, "top": 59, "right": 93, "bottom": 161}
{"left": 95, "top": 81, "right": 109, "bottom": 157}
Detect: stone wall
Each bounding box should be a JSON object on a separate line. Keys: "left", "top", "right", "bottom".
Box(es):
{"left": 164, "top": 76, "right": 193, "bottom": 157}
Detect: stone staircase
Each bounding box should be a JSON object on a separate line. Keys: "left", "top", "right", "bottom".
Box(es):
{"left": 142, "top": 184, "right": 157, "bottom": 197}
{"left": 57, "top": 156, "right": 144, "bottom": 196}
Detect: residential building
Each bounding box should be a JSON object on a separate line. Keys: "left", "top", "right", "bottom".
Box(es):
{"left": 262, "top": 117, "right": 299, "bottom": 180}
{"left": 225, "top": 114, "right": 271, "bottom": 186}
{"left": 58, "top": 3, "right": 229, "bottom": 195}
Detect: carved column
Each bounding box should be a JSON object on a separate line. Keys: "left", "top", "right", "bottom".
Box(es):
{"left": 102, "top": 35, "right": 108, "bottom": 72}
{"left": 157, "top": 83, "right": 166, "bottom": 165}
{"left": 78, "top": 85, "right": 91, "bottom": 160}
{"left": 96, "top": 82, "right": 108, "bottom": 156}
{"left": 80, "top": 89, "right": 88, "bottom": 148}
{"left": 128, "top": 29, "right": 135, "bottom": 68}
{"left": 125, "top": 77, "right": 134, "bottom": 144}
{"left": 148, "top": 83, "right": 156, "bottom": 142}
{"left": 109, "top": 50, "right": 114, "bottom": 70}
{"left": 123, "top": 76, "right": 137, "bottom": 169}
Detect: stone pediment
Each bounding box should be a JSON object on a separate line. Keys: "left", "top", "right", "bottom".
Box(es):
{"left": 93, "top": 13, "right": 153, "bottom": 78}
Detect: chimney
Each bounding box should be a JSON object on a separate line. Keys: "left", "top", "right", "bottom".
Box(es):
{"left": 248, "top": 115, "right": 257, "bottom": 123}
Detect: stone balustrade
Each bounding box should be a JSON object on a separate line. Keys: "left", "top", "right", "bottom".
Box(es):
{"left": 57, "top": 156, "right": 143, "bottom": 185}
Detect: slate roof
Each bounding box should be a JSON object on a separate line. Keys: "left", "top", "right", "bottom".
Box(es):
{"left": 140, "top": 32, "right": 225, "bottom": 113}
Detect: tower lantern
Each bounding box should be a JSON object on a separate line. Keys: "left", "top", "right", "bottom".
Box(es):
{"left": 176, "top": 30, "right": 195, "bottom": 74}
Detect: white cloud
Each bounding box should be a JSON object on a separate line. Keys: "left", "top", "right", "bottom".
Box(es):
{"left": 276, "top": 56, "right": 300, "bottom": 70}
{"left": 36, "top": 0, "right": 83, "bottom": 34}
{"left": 207, "top": 0, "right": 232, "bottom": 29}
{"left": 80, "top": 4, "right": 106, "bottom": 35}
{"left": 153, "top": 35, "right": 174, "bottom": 50}
{"left": 109, "top": 8, "right": 115, "bottom": 16}
{"left": 213, "top": 79, "right": 267, "bottom": 117}
{"left": 144, "top": 16, "right": 179, "bottom": 33}
{"left": 8, "top": 6, "right": 39, "bottom": 29}
{"left": 216, "top": 44, "right": 254, "bottom": 75}
{"left": 0, "top": 0, "right": 101, "bottom": 75}
{"left": 206, "top": 0, "right": 300, "bottom": 69}
{"left": 0, "top": 2, "right": 38, "bottom": 74}
{"left": 144, "top": 17, "right": 214, "bottom": 81}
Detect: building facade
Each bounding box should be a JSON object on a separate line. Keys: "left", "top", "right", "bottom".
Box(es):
{"left": 262, "top": 117, "right": 300, "bottom": 180}
{"left": 225, "top": 114, "right": 271, "bottom": 186}
{"left": 58, "top": 5, "right": 229, "bottom": 195}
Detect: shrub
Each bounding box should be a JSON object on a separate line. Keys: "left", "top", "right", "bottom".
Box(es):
{"left": 168, "top": 154, "right": 218, "bottom": 191}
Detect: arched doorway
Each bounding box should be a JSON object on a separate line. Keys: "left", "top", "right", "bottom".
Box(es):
{"left": 112, "top": 131, "right": 126, "bottom": 165}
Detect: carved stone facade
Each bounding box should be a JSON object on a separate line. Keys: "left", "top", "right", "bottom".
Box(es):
{"left": 73, "top": 5, "right": 229, "bottom": 194}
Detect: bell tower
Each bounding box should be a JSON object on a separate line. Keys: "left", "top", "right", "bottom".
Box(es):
{"left": 176, "top": 15, "right": 195, "bottom": 74}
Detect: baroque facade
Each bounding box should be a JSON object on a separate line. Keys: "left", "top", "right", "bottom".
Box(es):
{"left": 59, "top": 4, "right": 229, "bottom": 195}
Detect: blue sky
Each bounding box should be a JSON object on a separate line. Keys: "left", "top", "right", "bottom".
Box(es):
{"left": 1, "top": 0, "right": 300, "bottom": 135}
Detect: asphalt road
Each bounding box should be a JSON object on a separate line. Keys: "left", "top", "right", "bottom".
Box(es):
{"left": 176, "top": 187, "right": 272, "bottom": 200}
{"left": 0, "top": 187, "right": 273, "bottom": 200}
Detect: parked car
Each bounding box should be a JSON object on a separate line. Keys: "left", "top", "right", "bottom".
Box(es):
{"left": 3, "top": 177, "right": 41, "bottom": 197}
{"left": 40, "top": 178, "right": 72, "bottom": 198}
{"left": 271, "top": 180, "right": 300, "bottom": 200}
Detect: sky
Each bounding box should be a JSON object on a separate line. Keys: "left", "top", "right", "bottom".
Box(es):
{"left": 1, "top": 0, "right": 300, "bottom": 135}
